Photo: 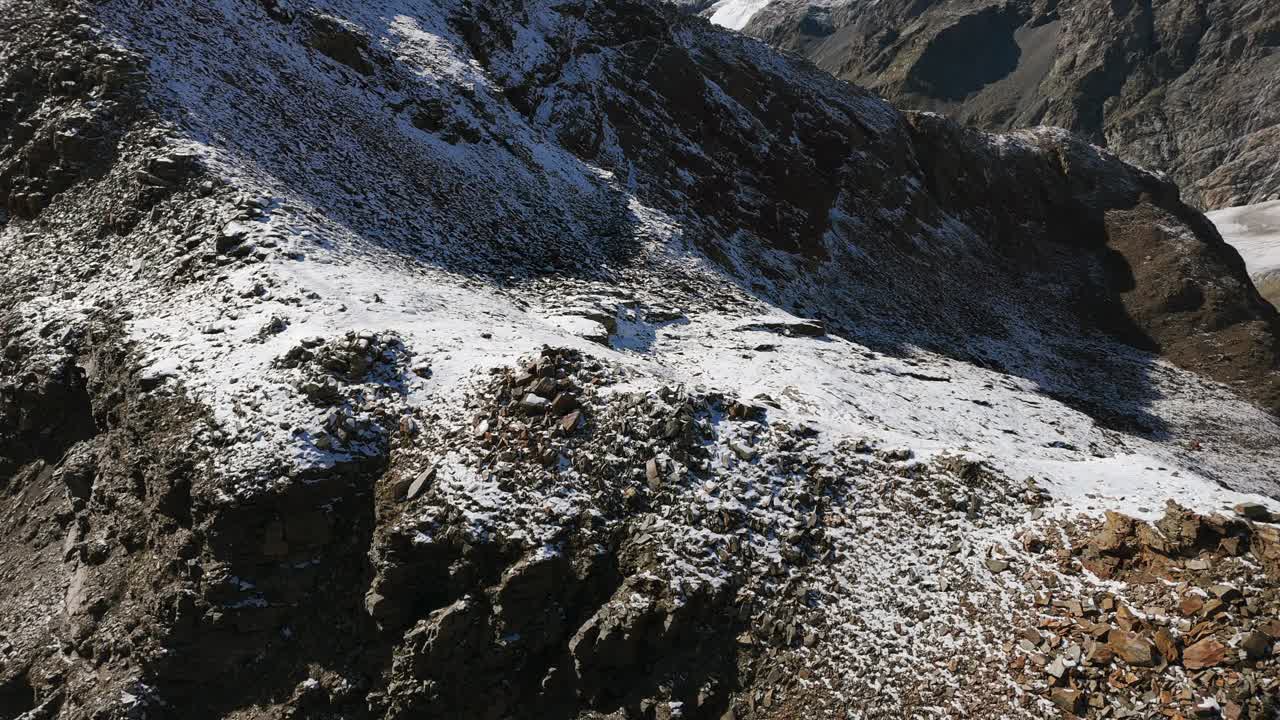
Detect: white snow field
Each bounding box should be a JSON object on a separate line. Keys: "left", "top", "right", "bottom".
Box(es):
{"left": 1209, "top": 199, "right": 1280, "bottom": 307}
{"left": 707, "top": 0, "right": 774, "bottom": 29}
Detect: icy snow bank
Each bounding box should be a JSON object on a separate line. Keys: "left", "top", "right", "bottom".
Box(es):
{"left": 707, "top": 0, "right": 773, "bottom": 29}
{"left": 1208, "top": 199, "right": 1280, "bottom": 277}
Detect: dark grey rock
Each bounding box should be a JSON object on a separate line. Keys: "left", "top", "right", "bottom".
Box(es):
{"left": 735, "top": 0, "right": 1280, "bottom": 210}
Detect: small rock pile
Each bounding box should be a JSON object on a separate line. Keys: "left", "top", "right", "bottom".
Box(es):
{"left": 448, "top": 346, "right": 612, "bottom": 494}
{"left": 1012, "top": 503, "right": 1280, "bottom": 718}
{"left": 273, "top": 330, "right": 413, "bottom": 454}
{"left": 279, "top": 331, "right": 411, "bottom": 393}
{"left": 212, "top": 195, "right": 276, "bottom": 263}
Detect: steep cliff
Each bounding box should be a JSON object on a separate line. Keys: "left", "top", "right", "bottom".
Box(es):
{"left": 732, "top": 0, "right": 1280, "bottom": 210}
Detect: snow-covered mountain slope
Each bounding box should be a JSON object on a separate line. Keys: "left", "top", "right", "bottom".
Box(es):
{"left": 1, "top": 0, "right": 1279, "bottom": 718}
{"left": 1210, "top": 201, "right": 1280, "bottom": 308}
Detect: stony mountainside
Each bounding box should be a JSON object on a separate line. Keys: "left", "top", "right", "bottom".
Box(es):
{"left": 721, "top": 0, "right": 1280, "bottom": 210}
{"left": 2, "top": 0, "right": 1280, "bottom": 719}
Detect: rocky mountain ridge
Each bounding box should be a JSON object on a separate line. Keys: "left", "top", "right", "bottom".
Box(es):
{"left": 708, "top": 0, "right": 1280, "bottom": 210}
{"left": 1, "top": 0, "right": 1279, "bottom": 718}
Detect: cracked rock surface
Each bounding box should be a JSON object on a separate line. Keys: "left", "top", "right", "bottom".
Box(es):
{"left": 720, "top": 0, "right": 1280, "bottom": 210}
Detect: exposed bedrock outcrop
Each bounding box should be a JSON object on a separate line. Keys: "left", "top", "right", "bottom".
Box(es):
{"left": 737, "top": 0, "right": 1280, "bottom": 210}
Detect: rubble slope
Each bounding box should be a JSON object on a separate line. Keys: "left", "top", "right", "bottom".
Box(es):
{"left": 1, "top": 0, "right": 1279, "bottom": 718}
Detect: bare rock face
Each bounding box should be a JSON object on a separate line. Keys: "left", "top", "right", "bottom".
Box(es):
{"left": 903, "top": 113, "right": 1280, "bottom": 414}
{"left": 735, "top": 0, "right": 1280, "bottom": 210}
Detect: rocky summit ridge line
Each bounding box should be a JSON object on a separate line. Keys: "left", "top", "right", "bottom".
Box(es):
{"left": 705, "top": 0, "right": 1280, "bottom": 211}
{"left": 1, "top": 0, "right": 1279, "bottom": 719}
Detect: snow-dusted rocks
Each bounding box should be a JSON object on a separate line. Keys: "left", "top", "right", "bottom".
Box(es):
{"left": 1004, "top": 502, "right": 1280, "bottom": 718}
{"left": 1, "top": 0, "right": 1279, "bottom": 718}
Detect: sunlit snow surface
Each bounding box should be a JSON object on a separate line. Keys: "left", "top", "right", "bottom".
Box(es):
{"left": 49, "top": 0, "right": 1280, "bottom": 520}
{"left": 707, "top": 0, "right": 774, "bottom": 29}
{"left": 1208, "top": 199, "right": 1280, "bottom": 278}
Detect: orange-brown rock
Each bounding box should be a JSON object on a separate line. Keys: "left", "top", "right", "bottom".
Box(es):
{"left": 1252, "top": 525, "right": 1280, "bottom": 582}
{"left": 1107, "top": 630, "right": 1156, "bottom": 667}
{"left": 1179, "top": 595, "right": 1205, "bottom": 617}
{"left": 1153, "top": 629, "right": 1179, "bottom": 663}
{"left": 1182, "top": 638, "right": 1227, "bottom": 670}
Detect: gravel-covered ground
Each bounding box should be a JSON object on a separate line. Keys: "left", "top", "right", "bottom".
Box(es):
{"left": 1, "top": 0, "right": 1278, "bottom": 718}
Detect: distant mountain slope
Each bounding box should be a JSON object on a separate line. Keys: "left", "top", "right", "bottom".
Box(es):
{"left": 718, "top": 0, "right": 1280, "bottom": 210}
